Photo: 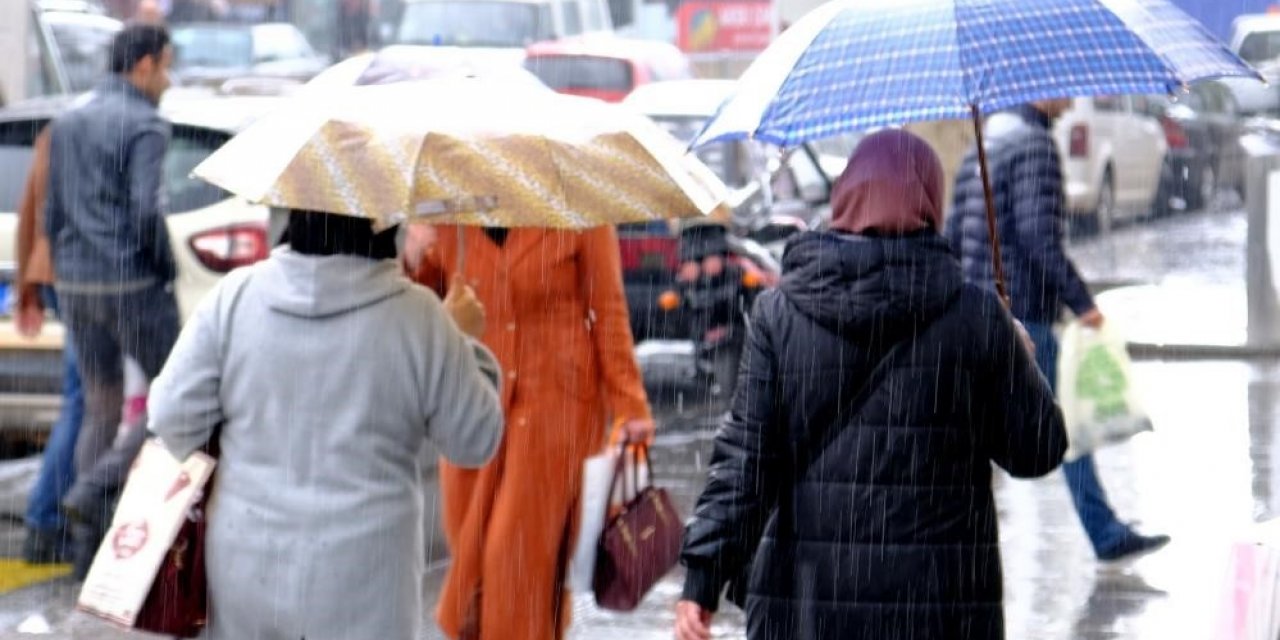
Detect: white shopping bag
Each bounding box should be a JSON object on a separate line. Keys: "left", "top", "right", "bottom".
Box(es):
{"left": 567, "top": 442, "right": 650, "bottom": 592}
{"left": 77, "top": 440, "right": 215, "bottom": 627}
{"left": 1057, "top": 321, "right": 1153, "bottom": 462}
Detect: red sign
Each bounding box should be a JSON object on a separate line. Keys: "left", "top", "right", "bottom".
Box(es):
{"left": 677, "top": 1, "right": 774, "bottom": 54}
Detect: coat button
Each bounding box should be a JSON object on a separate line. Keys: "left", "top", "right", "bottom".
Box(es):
{"left": 508, "top": 370, "right": 517, "bottom": 380}
{"left": 506, "top": 323, "right": 516, "bottom": 332}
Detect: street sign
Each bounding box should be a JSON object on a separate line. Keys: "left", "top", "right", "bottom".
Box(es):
{"left": 676, "top": 1, "right": 773, "bottom": 54}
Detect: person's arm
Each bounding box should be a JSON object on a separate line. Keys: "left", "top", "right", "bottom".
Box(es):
{"left": 15, "top": 129, "right": 50, "bottom": 329}
{"left": 1008, "top": 136, "right": 1095, "bottom": 317}
{"left": 578, "top": 226, "right": 652, "bottom": 432}
{"left": 148, "top": 273, "right": 236, "bottom": 459}
{"left": 680, "top": 293, "right": 786, "bottom": 612}
{"left": 420, "top": 292, "right": 504, "bottom": 468}
{"left": 976, "top": 295, "right": 1068, "bottom": 477}
{"left": 407, "top": 225, "right": 449, "bottom": 296}
{"left": 127, "top": 124, "right": 173, "bottom": 278}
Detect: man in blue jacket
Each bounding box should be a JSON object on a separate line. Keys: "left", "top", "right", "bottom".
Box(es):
{"left": 45, "top": 23, "right": 179, "bottom": 575}
{"left": 947, "top": 99, "right": 1169, "bottom": 562}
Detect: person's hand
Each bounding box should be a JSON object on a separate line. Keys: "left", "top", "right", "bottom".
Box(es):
{"left": 620, "top": 418, "right": 656, "bottom": 444}
{"left": 444, "top": 274, "right": 485, "bottom": 338}
{"left": 675, "top": 600, "right": 713, "bottom": 640}
{"left": 402, "top": 223, "right": 438, "bottom": 272}
{"left": 1079, "top": 308, "right": 1105, "bottom": 329}
{"left": 15, "top": 296, "right": 45, "bottom": 339}
{"left": 1012, "top": 319, "right": 1036, "bottom": 356}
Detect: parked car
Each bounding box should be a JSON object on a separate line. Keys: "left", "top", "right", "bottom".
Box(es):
{"left": 1053, "top": 95, "right": 1169, "bottom": 229}
{"left": 1137, "top": 82, "right": 1246, "bottom": 212}
{"left": 4, "top": 1, "right": 121, "bottom": 107}
{"left": 1222, "top": 13, "right": 1280, "bottom": 116}
{"left": 171, "top": 22, "right": 330, "bottom": 89}
{"left": 0, "top": 90, "right": 279, "bottom": 430}
{"left": 523, "top": 34, "right": 690, "bottom": 103}
{"left": 620, "top": 79, "right": 855, "bottom": 344}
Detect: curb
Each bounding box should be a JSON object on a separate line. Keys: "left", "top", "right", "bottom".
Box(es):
{"left": 1127, "top": 342, "right": 1280, "bottom": 361}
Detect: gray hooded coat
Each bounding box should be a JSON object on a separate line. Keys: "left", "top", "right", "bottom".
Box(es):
{"left": 149, "top": 248, "right": 504, "bottom": 640}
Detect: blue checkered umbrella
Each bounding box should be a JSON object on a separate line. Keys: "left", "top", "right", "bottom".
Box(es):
{"left": 695, "top": 0, "right": 1261, "bottom": 148}
{"left": 694, "top": 0, "right": 1260, "bottom": 302}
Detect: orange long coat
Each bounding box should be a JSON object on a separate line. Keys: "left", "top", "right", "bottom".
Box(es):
{"left": 411, "top": 226, "right": 652, "bottom": 640}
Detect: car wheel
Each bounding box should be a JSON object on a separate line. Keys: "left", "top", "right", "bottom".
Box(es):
{"left": 1190, "top": 162, "right": 1216, "bottom": 212}
{"left": 1096, "top": 170, "right": 1116, "bottom": 233}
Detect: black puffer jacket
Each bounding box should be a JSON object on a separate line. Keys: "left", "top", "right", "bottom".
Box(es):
{"left": 680, "top": 231, "right": 1066, "bottom": 640}
{"left": 945, "top": 104, "right": 1094, "bottom": 324}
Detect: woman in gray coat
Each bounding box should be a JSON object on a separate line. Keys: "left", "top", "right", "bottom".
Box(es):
{"left": 148, "top": 210, "right": 504, "bottom": 640}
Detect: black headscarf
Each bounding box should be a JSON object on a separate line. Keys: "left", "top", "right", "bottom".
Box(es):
{"left": 282, "top": 209, "right": 399, "bottom": 260}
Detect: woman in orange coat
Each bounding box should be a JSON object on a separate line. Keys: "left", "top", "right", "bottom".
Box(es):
{"left": 409, "top": 225, "right": 655, "bottom": 640}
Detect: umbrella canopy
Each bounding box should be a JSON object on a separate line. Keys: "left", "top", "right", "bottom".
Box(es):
{"left": 694, "top": 0, "right": 1262, "bottom": 148}
{"left": 192, "top": 77, "right": 728, "bottom": 229}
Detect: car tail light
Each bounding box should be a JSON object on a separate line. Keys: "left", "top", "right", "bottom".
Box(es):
{"left": 618, "top": 236, "right": 679, "bottom": 273}
{"left": 189, "top": 223, "right": 269, "bottom": 273}
{"left": 1069, "top": 124, "right": 1089, "bottom": 158}
{"left": 1160, "top": 116, "right": 1189, "bottom": 149}
{"left": 658, "top": 290, "right": 681, "bottom": 311}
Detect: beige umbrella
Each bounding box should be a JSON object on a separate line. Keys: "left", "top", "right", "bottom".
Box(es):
{"left": 192, "top": 76, "right": 729, "bottom": 233}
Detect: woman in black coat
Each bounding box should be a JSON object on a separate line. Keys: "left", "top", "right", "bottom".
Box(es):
{"left": 675, "top": 129, "right": 1068, "bottom": 640}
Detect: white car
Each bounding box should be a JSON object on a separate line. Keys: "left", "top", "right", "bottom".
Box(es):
{"left": 1053, "top": 95, "right": 1169, "bottom": 229}
{"left": 0, "top": 89, "right": 282, "bottom": 430}
{"left": 1221, "top": 13, "right": 1280, "bottom": 116}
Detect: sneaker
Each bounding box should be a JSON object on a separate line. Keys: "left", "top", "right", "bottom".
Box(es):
{"left": 22, "top": 528, "right": 69, "bottom": 565}
{"left": 1097, "top": 532, "right": 1171, "bottom": 562}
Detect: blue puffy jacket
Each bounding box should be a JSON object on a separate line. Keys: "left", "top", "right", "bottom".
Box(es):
{"left": 945, "top": 104, "right": 1094, "bottom": 324}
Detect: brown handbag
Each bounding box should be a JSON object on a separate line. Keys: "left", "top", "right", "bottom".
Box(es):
{"left": 592, "top": 444, "right": 682, "bottom": 611}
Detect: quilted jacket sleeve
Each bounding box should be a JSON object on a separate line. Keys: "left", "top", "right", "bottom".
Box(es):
{"left": 680, "top": 292, "right": 787, "bottom": 612}
{"left": 1006, "top": 133, "right": 1095, "bottom": 317}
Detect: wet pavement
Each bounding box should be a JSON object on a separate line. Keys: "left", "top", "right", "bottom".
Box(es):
{"left": 0, "top": 207, "right": 1274, "bottom": 639}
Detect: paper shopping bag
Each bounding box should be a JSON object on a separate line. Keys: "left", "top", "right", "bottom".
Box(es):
{"left": 77, "top": 440, "right": 216, "bottom": 629}
{"left": 1057, "top": 320, "right": 1153, "bottom": 461}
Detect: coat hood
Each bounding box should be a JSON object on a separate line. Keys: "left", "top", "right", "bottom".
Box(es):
{"left": 259, "top": 248, "right": 410, "bottom": 319}
{"left": 780, "top": 231, "right": 963, "bottom": 336}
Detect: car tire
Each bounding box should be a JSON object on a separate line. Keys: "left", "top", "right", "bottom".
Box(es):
{"left": 1187, "top": 161, "right": 1216, "bottom": 212}
{"left": 1096, "top": 169, "right": 1117, "bottom": 233}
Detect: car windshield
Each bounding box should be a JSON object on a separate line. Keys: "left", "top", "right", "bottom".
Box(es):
{"left": 1239, "top": 29, "right": 1280, "bottom": 64}
{"left": 172, "top": 27, "right": 254, "bottom": 68}
{"left": 525, "top": 55, "right": 632, "bottom": 93}
{"left": 47, "top": 18, "right": 119, "bottom": 93}
{"left": 396, "top": 1, "right": 554, "bottom": 47}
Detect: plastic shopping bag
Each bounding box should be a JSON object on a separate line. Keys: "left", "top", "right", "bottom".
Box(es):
{"left": 1215, "top": 520, "right": 1280, "bottom": 640}
{"left": 1057, "top": 320, "right": 1153, "bottom": 462}
{"left": 568, "top": 437, "right": 649, "bottom": 592}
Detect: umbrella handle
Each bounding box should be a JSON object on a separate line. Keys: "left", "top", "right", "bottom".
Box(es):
{"left": 456, "top": 226, "right": 466, "bottom": 274}
{"left": 970, "top": 104, "right": 1011, "bottom": 309}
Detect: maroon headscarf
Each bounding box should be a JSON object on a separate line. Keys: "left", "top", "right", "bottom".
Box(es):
{"left": 829, "top": 129, "right": 944, "bottom": 236}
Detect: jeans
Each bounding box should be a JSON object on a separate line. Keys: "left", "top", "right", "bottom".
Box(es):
{"left": 58, "top": 285, "right": 179, "bottom": 481}
{"left": 1023, "top": 321, "right": 1131, "bottom": 555}
{"left": 24, "top": 287, "right": 84, "bottom": 533}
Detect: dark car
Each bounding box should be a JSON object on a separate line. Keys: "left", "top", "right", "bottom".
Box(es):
{"left": 1140, "top": 82, "right": 1246, "bottom": 212}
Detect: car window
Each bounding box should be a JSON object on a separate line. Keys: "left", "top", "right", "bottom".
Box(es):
{"left": 779, "top": 148, "right": 829, "bottom": 204}
{"left": 524, "top": 55, "right": 632, "bottom": 92}
{"left": 561, "top": 1, "right": 583, "bottom": 36}
{"left": 0, "top": 120, "right": 48, "bottom": 212}
{"left": 1093, "top": 95, "right": 1125, "bottom": 113}
{"left": 172, "top": 26, "right": 254, "bottom": 68}
{"left": 581, "top": 0, "right": 607, "bottom": 31}
{"left": 46, "top": 18, "right": 118, "bottom": 93}
{"left": 164, "top": 126, "right": 233, "bottom": 213}
{"left": 1238, "top": 30, "right": 1280, "bottom": 65}
{"left": 396, "top": 1, "right": 555, "bottom": 47}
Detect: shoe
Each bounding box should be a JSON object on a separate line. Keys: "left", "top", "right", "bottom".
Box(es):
{"left": 1097, "top": 532, "right": 1171, "bottom": 562}
{"left": 22, "top": 528, "right": 69, "bottom": 565}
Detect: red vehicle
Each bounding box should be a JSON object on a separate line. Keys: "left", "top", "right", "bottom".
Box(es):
{"left": 523, "top": 35, "right": 693, "bottom": 103}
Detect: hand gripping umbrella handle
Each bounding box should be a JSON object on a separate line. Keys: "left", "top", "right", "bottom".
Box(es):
{"left": 970, "top": 104, "right": 1011, "bottom": 308}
